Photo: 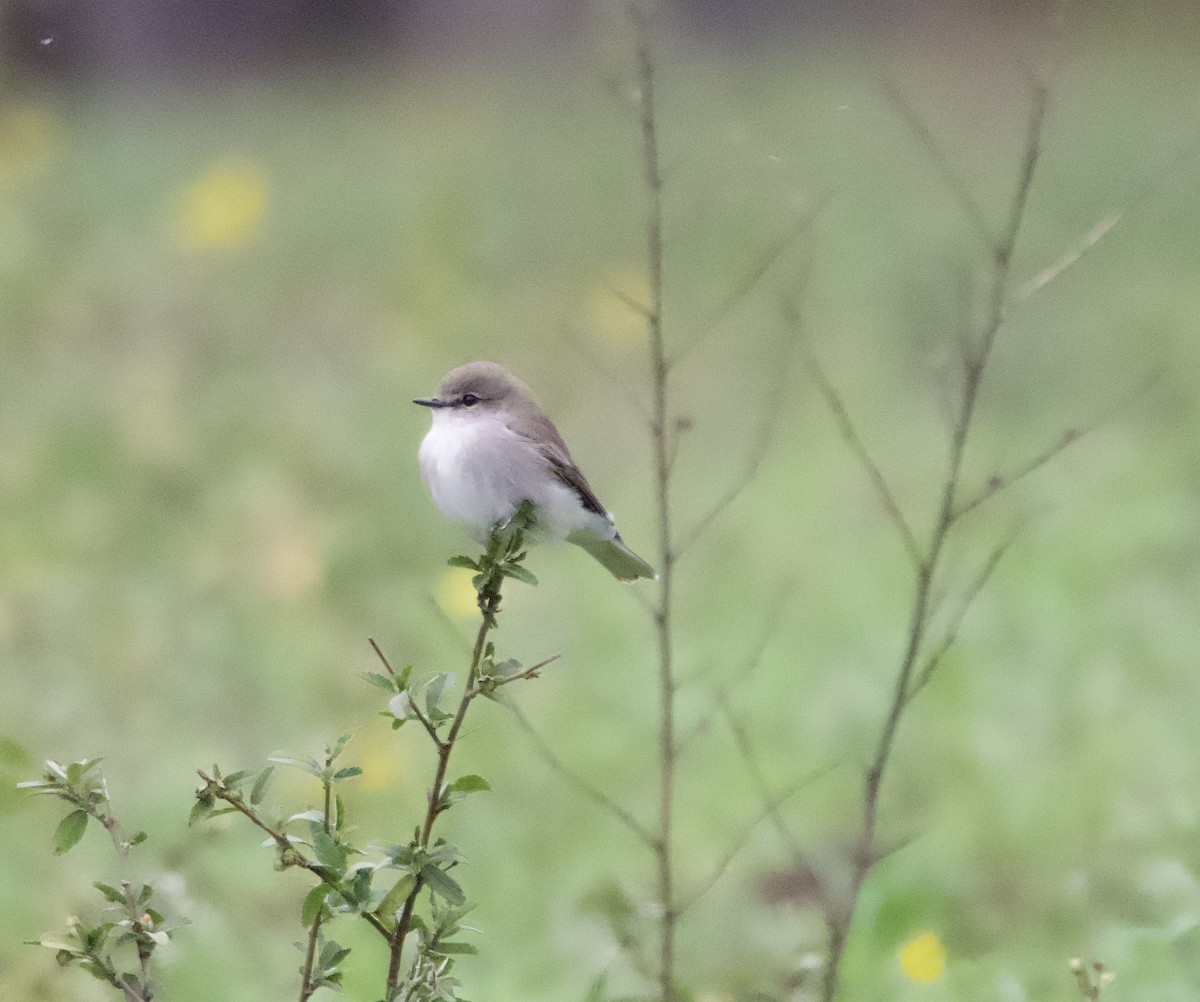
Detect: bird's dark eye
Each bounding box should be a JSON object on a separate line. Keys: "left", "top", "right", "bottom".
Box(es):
{"left": 461, "top": 393, "right": 480, "bottom": 407}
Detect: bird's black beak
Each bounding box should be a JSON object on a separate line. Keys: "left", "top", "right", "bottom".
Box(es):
{"left": 413, "top": 397, "right": 448, "bottom": 408}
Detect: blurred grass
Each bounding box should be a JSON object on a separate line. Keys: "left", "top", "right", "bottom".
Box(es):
{"left": 2, "top": 6, "right": 1200, "bottom": 1001}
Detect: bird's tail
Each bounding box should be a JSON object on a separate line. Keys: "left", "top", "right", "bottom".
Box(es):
{"left": 570, "top": 532, "right": 657, "bottom": 582}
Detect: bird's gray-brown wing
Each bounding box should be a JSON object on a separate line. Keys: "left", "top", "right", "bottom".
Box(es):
{"left": 520, "top": 412, "right": 610, "bottom": 517}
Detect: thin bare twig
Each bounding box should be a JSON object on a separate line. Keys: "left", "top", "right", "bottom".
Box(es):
{"left": 1007, "top": 213, "right": 1121, "bottom": 308}
{"left": 882, "top": 78, "right": 997, "bottom": 251}
{"left": 677, "top": 584, "right": 793, "bottom": 753}
{"left": 608, "top": 284, "right": 653, "bottom": 320}
{"left": 506, "top": 702, "right": 657, "bottom": 848}
{"left": 560, "top": 321, "right": 652, "bottom": 424}
{"left": 714, "top": 692, "right": 833, "bottom": 907}
{"left": 954, "top": 368, "right": 1161, "bottom": 520}
{"left": 677, "top": 755, "right": 833, "bottom": 915}
{"left": 469, "top": 653, "right": 562, "bottom": 696}
{"left": 673, "top": 194, "right": 832, "bottom": 366}
{"left": 800, "top": 339, "right": 923, "bottom": 567}
{"left": 675, "top": 312, "right": 801, "bottom": 558}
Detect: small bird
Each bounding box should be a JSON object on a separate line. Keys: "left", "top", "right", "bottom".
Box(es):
{"left": 415, "top": 361, "right": 656, "bottom": 582}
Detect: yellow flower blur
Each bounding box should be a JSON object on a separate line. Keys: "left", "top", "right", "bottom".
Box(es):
{"left": 0, "top": 105, "right": 62, "bottom": 196}
{"left": 586, "top": 265, "right": 650, "bottom": 348}
{"left": 357, "top": 726, "right": 409, "bottom": 791}
{"left": 174, "top": 160, "right": 266, "bottom": 249}
{"left": 435, "top": 566, "right": 479, "bottom": 619}
{"left": 899, "top": 931, "right": 946, "bottom": 983}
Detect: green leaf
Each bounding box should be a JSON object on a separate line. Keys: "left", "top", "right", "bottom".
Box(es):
{"left": 222, "top": 769, "right": 254, "bottom": 787}
{"left": 335, "top": 794, "right": 346, "bottom": 830}
{"left": 319, "top": 939, "right": 351, "bottom": 969}
{"left": 425, "top": 673, "right": 451, "bottom": 717}
{"left": 500, "top": 563, "right": 538, "bottom": 586}
{"left": 80, "top": 956, "right": 111, "bottom": 980}
{"left": 420, "top": 864, "right": 465, "bottom": 905}
{"left": 207, "top": 806, "right": 240, "bottom": 819}
{"left": 333, "top": 766, "right": 362, "bottom": 781}
{"left": 94, "top": 882, "right": 125, "bottom": 904}
{"left": 362, "top": 671, "right": 396, "bottom": 692}
{"left": 447, "top": 775, "right": 491, "bottom": 794}
{"left": 188, "top": 797, "right": 214, "bottom": 826}
{"left": 341, "top": 867, "right": 373, "bottom": 908}
{"left": 0, "top": 737, "right": 30, "bottom": 767}
{"left": 301, "top": 884, "right": 329, "bottom": 927}
{"left": 376, "top": 872, "right": 417, "bottom": 921}
{"left": 267, "top": 755, "right": 310, "bottom": 772}
{"left": 434, "top": 941, "right": 479, "bottom": 955}
{"left": 127, "top": 830, "right": 148, "bottom": 848}
{"left": 53, "top": 810, "right": 89, "bottom": 855}
{"left": 312, "top": 831, "right": 347, "bottom": 873}
{"left": 426, "top": 841, "right": 467, "bottom": 867}
{"left": 447, "top": 555, "right": 481, "bottom": 571}
{"left": 250, "top": 766, "right": 274, "bottom": 805}
{"left": 83, "top": 922, "right": 113, "bottom": 952}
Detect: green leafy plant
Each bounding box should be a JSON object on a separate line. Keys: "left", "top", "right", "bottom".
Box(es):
{"left": 190, "top": 501, "right": 557, "bottom": 1001}
{"left": 19, "top": 758, "right": 182, "bottom": 1001}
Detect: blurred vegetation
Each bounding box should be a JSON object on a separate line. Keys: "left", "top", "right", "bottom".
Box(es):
{"left": 2, "top": 4, "right": 1200, "bottom": 1001}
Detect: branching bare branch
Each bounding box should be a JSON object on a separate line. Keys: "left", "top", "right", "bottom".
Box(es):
{"left": 818, "top": 77, "right": 1050, "bottom": 1002}
{"left": 954, "top": 368, "right": 1161, "bottom": 520}
{"left": 904, "top": 527, "right": 1020, "bottom": 705}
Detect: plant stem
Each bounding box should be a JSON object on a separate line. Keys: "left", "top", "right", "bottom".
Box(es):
{"left": 299, "top": 752, "right": 338, "bottom": 1001}
{"left": 632, "top": 6, "right": 678, "bottom": 999}
{"left": 384, "top": 542, "right": 507, "bottom": 997}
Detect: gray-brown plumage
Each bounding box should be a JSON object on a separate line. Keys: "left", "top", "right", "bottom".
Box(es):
{"left": 415, "top": 362, "right": 656, "bottom": 582}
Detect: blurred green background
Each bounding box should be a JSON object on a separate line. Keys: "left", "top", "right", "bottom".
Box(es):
{"left": 3, "top": 2, "right": 1200, "bottom": 1000}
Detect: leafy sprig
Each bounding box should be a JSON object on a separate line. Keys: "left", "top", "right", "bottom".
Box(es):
{"left": 191, "top": 504, "right": 556, "bottom": 1001}
{"left": 20, "top": 759, "right": 180, "bottom": 1002}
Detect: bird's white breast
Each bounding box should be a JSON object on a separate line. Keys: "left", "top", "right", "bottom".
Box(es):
{"left": 418, "top": 410, "right": 614, "bottom": 544}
